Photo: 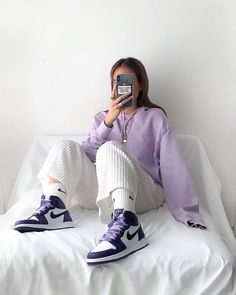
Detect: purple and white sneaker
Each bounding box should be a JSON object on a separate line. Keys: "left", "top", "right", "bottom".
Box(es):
{"left": 13, "top": 195, "right": 74, "bottom": 233}
{"left": 86, "top": 209, "right": 148, "bottom": 264}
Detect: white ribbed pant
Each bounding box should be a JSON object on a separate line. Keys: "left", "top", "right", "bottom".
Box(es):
{"left": 37, "top": 140, "right": 165, "bottom": 223}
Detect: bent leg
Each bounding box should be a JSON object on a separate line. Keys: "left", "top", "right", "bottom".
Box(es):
{"left": 95, "top": 140, "right": 164, "bottom": 223}
{"left": 13, "top": 139, "right": 98, "bottom": 233}
{"left": 87, "top": 141, "right": 157, "bottom": 264}
{"left": 37, "top": 139, "right": 98, "bottom": 209}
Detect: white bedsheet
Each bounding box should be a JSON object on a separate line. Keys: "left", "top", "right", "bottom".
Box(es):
{"left": 0, "top": 135, "right": 235, "bottom": 295}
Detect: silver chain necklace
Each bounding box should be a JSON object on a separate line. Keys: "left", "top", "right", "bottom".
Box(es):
{"left": 121, "top": 111, "right": 137, "bottom": 143}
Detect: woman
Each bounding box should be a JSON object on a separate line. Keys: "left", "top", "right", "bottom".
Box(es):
{"left": 13, "top": 57, "right": 206, "bottom": 264}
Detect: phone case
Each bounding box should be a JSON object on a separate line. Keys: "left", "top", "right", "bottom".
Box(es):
{"left": 116, "top": 74, "right": 133, "bottom": 108}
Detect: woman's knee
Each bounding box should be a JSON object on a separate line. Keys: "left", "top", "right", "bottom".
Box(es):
{"left": 53, "top": 139, "right": 83, "bottom": 156}
{"left": 97, "top": 140, "right": 123, "bottom": 159}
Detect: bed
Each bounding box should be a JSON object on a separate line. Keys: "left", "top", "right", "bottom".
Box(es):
{"left": 0, "top": 134, "right": 235, "bottom": 295}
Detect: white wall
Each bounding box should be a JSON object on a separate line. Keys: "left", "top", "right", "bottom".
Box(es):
{"left": 0, "top": 0, "right": 235, "bottom": 226}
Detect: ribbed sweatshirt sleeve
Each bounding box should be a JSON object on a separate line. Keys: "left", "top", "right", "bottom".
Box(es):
{"left": 81, "top": 113, "right": 113, "bottom": 162}
{"left": 159, "top": 126, "right": 206, "bottom": 228}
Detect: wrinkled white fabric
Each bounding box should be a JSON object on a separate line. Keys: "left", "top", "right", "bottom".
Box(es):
{"left": 6, "top": 134, "right": 236, "bottom": 257}
{"left": 0, "top": 134, "right": 235, "bottom": 295}
{"left": 0, "top": 202, "right": 235, "bottom": 295}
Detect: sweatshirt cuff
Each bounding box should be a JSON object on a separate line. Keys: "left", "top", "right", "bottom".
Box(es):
{"left": 187, "top": 221, "right": 207, "bottom": 230}
{"left": 96, "top": 120, "right": 113, "bottom": 139}
{"left": 182, "top": 215, "right": 207, "bottom": 230}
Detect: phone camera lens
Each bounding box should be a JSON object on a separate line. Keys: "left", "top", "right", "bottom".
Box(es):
{"left": 117, "top": 75, "right": 120, "bottom": 82}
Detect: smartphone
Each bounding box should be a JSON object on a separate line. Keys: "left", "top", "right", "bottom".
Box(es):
{"left": 116, "top": 74, "right": 133, "bottom": 109}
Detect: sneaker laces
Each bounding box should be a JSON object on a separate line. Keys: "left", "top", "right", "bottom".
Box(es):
{"left": 31, "top": 197, "right": 54, "bottom": 219}
{"left": 101, "top": 213, "right": 129, "bottom": 243}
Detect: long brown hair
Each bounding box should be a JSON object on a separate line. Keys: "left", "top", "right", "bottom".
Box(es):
{"left": 110, "top": 57, "right": 166, "bottom": 115}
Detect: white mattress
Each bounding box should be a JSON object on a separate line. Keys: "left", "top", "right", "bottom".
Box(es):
{"left": 0, "top": 135, "right": 235, "bottom": 295}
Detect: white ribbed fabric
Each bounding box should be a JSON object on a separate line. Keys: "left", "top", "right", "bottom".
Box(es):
{"left": 96, "top": 141, "right": 138, "bottom": 220}
{"left": 37, "top": 139, "right": 165, "bottom": 223}
{"left": 37, "top": 139, "right": 98, "bottom": 209}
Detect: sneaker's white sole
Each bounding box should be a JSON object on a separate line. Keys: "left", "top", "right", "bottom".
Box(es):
{"left": 13, "top": 222, "right": 74, "bottom": 232}
{"left": 86, "top": 238, "right": 148, "bottom": 264}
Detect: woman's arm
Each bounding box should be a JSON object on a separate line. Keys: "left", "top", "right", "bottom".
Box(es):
{"left": 82, "top": 84, "right": 133, "bottom": 162}
{"left": 81, "top": 113, "right": 113, "bottom": 162}
{"left": 159, "top": 126, "right": 206, "bottom": 229}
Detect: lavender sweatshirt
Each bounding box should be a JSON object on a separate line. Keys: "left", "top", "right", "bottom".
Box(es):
{"left": 82, "top": 106, "right": 205, "bottom": 227}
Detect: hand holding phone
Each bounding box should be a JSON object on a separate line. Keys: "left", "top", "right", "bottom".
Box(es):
{"left": 116, "top": 74, "right": 133, "bottom": 109}
{"left": 104, "top": 86, "right": 133, "bottom": 127}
